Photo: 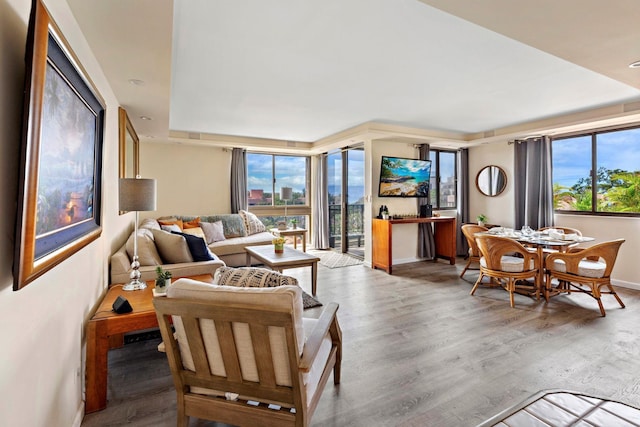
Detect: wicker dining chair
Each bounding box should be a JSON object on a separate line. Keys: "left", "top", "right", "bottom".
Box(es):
{"left": 460, "top": 224, "right": 489, "bottom": 279}
{"left": 471, "top": 234, "right": 541, "bottom": 308}
{"left": 544, "top": 238, "right": 625, "bottom": 316}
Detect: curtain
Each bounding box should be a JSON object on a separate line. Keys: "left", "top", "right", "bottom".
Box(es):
{"left": 456, "top": 148, "right": 469, "bottom": 256}
{"left": 417, "top": 144, "right": 435, "bottom": 259}
{"left": 514, "top": 136, "right": 554, "bottom": 229}
{"left": 312, "top": 154, "right": 330, "bottom": 249}
{"left": 230, "top": 148, "right": 247, "bottom": 213}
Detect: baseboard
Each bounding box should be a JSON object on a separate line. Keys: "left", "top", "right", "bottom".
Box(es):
{"left": 72, "top": 402, "right": 84, "bottom": 427}
{"left": 612, "top": 279, "right": 640, "bottom": 291}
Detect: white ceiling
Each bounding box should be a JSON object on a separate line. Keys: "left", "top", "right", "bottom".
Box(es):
{"left": 67, "top": 0, "right": 640, "bottom": 149}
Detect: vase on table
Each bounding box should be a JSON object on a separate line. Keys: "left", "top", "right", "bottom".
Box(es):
{"left": 274, "top": 243, "right": 284, "bottom": 253}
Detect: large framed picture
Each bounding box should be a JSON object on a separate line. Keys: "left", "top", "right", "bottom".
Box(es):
{"left": 13, "top": 0, "right": 105, "bottom": 290}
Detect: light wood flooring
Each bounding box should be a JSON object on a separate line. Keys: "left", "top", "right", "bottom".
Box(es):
{"left": 81, "top": 258, "right": 640, "bottom": 427}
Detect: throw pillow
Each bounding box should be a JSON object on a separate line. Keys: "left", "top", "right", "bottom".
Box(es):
{"left": 183, "top": 226, "right": 206, "bottom": 240}
{"left": 125, "top": 228, "right": 162, "bottom": 266}
{"left": 151, "top": 229, "right": 193, "bottom": 263}
{"left": 213, "top": 266, "right": 299, "bottom": 288}
{"left": 183, "top": 217, "right": 201, "bottom": 229}
{"left": 160, "top": 224, "right": 181, "bottom": 233}
{"left": 158, "top": 218, "right": 184, "bottom": 231}
{"left": 171, "top": 231, "right": 215, "bottom": 262}
{"left": 239, "top": 210, "right": 266, "bottom": 235}
{"left": 200, "top": 221, "right": 226, "bottom": 244}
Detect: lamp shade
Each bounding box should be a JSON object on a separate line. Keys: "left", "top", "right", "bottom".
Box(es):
{"left": 119, "top": 178, "right": 157, "bottom": 212}
{"left": 280, "top": 187, "right": 293, "bottom": 201}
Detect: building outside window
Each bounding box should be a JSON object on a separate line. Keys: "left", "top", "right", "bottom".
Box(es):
{"left": 246, "top": 153, "right": 311, "bottom": 229}
{"left": 429, "top": 150, "right": 457, "bottom": 209}
{"left": 552, "top": 125, "right": 640, "bottom": 215}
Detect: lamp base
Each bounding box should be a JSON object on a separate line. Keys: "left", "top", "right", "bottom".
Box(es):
{"left": 123, "top": 279, "right": 147, "bottom": 291}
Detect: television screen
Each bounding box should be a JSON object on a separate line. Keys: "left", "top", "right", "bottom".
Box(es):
{"left": 378, "top": 156, "right": 432, "bottom": 197}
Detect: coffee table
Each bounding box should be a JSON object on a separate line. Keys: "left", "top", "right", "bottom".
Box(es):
{"left": 245, "top": 245, "right": 320, "bottom": 295}
{"left": 269, "top": 227, "right": 308, "bottom": 251}
{"left": 85, "top": 274, "right": 214, "bottom": 413}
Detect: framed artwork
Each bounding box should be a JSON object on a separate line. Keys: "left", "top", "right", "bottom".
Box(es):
{"left": 118, "top": 107, "right": 139, "bottom": 180}
{"left": 13, "top": 0, "right": 105, "bottom": 290}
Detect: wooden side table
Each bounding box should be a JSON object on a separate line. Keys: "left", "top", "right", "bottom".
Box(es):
{"left": 269, "top": 227, "right": 308, "bottom": 252}
{"left": 85, "top": 274, "right": 213, "bottom": 413}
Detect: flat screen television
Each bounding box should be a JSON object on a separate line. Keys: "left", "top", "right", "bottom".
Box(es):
{"left": 378, "top": 156, "right": 431, "bottom": 197}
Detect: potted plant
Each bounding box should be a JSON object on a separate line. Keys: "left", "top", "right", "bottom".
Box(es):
{"left": 272, "top": 235, "right": 286, "bottom": 253}
{"left": 155, "top": 266, "right": 172, "bottom": 291}
{"left": 290, "top": 218, "right": 298, "bottom": 228}
{"left": 477, "top": 214, "right": 488, "bottom": 227}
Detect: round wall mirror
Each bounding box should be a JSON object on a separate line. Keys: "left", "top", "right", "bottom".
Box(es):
{"left": 476, "top": 165, "right": 507, "bottom": 197}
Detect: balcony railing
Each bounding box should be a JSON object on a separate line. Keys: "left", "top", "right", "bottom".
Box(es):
{"left": 329, "top": 203, "right": 364, "bottom": 248}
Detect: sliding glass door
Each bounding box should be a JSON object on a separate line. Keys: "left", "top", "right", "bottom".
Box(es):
{"left": 327, "top": 147, "right": 365, "bottom": 256}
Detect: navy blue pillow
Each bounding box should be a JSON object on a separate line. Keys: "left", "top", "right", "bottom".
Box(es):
{"left": 170, "top": 231, "right": 214, "bottom": 262}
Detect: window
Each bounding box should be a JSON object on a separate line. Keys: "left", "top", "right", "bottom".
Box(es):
{"left": 246, "top": 153, "right": 311, "bottom": 228}
{"left": 552, "top": 125, "right": 640, "bottom": 214}
{"left": 429, "top": 150, "right": 457, "bottom": 209}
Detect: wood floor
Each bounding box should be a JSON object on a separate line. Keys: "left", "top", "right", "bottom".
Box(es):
{"left": 81, "top": 259, "right": 640, "bottom": 427}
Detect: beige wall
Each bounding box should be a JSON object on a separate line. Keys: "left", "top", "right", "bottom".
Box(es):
{"left": 139, "top": 142, "right": 232, "bottom": 218}
{"left": 0, "top": 0, "right": 129, "bottom": 425}
{"left": 469, "top": 141, "right": 640, "bottom": 289}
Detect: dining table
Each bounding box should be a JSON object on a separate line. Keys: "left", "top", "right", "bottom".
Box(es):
{"left": 475, "top": 228, "right": 595, "bottom": 298}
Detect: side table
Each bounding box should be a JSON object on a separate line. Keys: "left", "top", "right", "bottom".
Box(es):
{"left": 269, "top": 227, "right": 308, "bottom": 252}
{"left": 85, "top": 274, "right": 213, "bottom": 413}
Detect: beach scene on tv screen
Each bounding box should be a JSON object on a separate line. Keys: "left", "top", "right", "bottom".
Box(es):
{"left": 379, "top": 157, "right": 431, "bottom": 197}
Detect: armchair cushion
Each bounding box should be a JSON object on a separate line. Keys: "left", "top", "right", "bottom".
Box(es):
{"left": 549, "top": 259, "right": 606, "bottom": 278}
{"left": 480, "top": 255, "right": 535, "bottom": 273}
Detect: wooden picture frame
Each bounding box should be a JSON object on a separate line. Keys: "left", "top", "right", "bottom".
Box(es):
{"left": 13, "top": 0, "right": 105, "bottom": 290}
{"left": 118, "top": 107, "right": 139, "bottom": 180}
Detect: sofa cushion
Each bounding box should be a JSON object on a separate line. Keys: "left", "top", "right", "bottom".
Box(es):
{"left": 152, "top": 229, "right": 193, "bottom": 263}
{"left": 158, "top": 218, "right": 184, "bottom": 231}
{"left": 207, "top": 231, "right": 274, "bottom": 256}
{"left": 125, "top": 228, "right": 162, "bottom": 266}
{"left": 183, "top": 226, "right": 206, "bottom": 240}
{"left": 160, "top": 224, "right": 181, "bottom": 232}
{"left": 139, "top": 218, "right": 161, "bottom": 231}
{"left": 239, "top": 210, "right": 266, "bottom": 235}
{"left": 200, "top": 221, "right": 226, "bottom": 244}
{"left": 171, "top": 231, "right": 215, "bottom": 262}
{"left": 183, "top": 217, "right": 201, "bottom": 229}
{"left": 189, "top": 215, "right": 247, "bottom": 238}
{"left": 213, "top": 266, "right": 299, "bottom": 288}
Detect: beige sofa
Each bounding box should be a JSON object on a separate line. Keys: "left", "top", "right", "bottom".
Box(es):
{"left": 109, "top": 213, "right": 274, "bottom": 284}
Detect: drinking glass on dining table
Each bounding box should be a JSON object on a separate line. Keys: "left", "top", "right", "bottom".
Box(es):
{"left": 521, "top": 225, "right": 533, "bottom": 237}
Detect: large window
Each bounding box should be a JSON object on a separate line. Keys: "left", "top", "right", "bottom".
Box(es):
{"left": 246, "top": 153, "right": 311, "bottom": 229}
{"left": 552, "top": 125, "right": 640, "bottom": 214}
{"left": 429, "top": 150, "right": 457, "bottom": 209}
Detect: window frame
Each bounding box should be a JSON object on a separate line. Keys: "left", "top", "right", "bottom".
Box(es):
{"left": 429, "top": 149, "right": 458, "bottom": 210}
{"left": 551, "top": 123, "right": 640, "bottom": 217}
{"left": 246, "top": 152, "right": 312, "bottom": 217}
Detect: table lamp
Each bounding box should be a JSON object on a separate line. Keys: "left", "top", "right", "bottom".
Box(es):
{"left": 119, "top": 177, "right": 157, "bottom": 290}
{"left": 281, "top": 186, "right": 292, "bottom": 221}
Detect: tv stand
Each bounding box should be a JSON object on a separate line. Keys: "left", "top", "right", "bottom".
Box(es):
{"left": 372, "top": 216, "right": 456, "bottom": 274}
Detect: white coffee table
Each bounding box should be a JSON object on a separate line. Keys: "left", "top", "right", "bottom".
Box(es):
{"left": 245, "top": 245, "right": 320, "bottom": 295}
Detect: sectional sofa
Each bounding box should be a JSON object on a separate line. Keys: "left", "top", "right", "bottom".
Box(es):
{"left": 110, "top": 212, "right": 274, "bottom": 284}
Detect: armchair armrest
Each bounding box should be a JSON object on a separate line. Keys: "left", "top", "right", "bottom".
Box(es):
{"left": 300, "top": 302, "right": 339, "bottom": 373}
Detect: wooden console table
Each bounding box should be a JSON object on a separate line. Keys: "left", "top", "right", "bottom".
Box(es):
{"left": 372, "top": 216, "right": 457, "bottom": 274}
{"left": 85, "top": 274, "right": 213, "bottom": 413}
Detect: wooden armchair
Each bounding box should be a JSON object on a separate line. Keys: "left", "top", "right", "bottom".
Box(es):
{"left": 153, "top": 278, "right": 342, "bottom": 427}
{"left": 471, "top": 234, "right": 541, "bottom": 308}
{"left": 544, "top": 239, "right": 625, "bottom": 316}
{"left": 460, "top": 224, "right": 488, "bottom": 278}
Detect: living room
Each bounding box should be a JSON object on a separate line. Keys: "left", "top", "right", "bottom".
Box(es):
{"left": 2, "top": 1, "right": 640, "bottom": 426}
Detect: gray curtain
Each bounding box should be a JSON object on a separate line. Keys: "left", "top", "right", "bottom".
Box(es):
{"left": 417, "top": 144, "right": 435, "bottom": 259}
{"left": 230, "top": 148, "right": 247, "bottom": 213}
{"left": 312, "top": 154, "right": 330, "bottom": 249}
{"left": 456, "top": 148, "right": 469, "bottom": 256}
{"left": 514, "top": 136, "right": 554, "bottom": 229}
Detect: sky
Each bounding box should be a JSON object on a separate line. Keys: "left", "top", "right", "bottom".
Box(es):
{"left": 552, "top": 128, "right": 640, "bottom": 188}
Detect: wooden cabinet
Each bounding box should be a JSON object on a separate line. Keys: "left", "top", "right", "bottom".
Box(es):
{"left": 372, "top": 217, "right": 457, "bottom": 274}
